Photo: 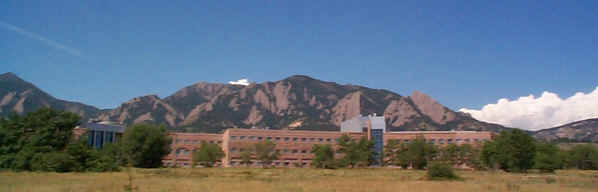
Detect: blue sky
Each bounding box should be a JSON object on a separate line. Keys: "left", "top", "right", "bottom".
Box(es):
{"left": 1, "top": 0, "right": 597, "bottom": 111}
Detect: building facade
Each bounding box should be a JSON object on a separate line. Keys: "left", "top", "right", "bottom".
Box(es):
{"left": 162, "top": 115, "right": 493, "bottom": 167}
{"left": 74, "top": 122, "right": 125, "bottom": 149}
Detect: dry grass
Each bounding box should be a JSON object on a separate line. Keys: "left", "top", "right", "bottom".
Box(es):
{"left": 1, "top": 168, "right": 597, "bottom": 192}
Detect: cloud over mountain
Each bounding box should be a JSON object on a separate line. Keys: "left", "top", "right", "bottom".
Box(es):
{"left": 459, "top": 86, "right": 598, "bottom": 131}
{"left": 228, "top": 78, "right": 250, "bottom": 86}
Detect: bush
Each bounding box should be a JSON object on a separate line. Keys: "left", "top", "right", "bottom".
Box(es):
{"left": 31, "top": 152, "right": 76, "bottom": 172}
{"left": 427, "top": 162, "right": 461, "bottom": 181}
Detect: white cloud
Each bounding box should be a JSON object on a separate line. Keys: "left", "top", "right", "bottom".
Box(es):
{"left": 459, "top": 86, "right": 598, "bottom": 131}
{"left": 0, "top": 21, "right": 82, "bottom": 57}
{"left": 228, "top": 78, "right": 250, "bottom": 86}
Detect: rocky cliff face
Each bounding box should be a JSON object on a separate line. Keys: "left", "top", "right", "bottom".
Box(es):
{"left": 93, "top": 75, "right": 514, "bottom": 133}
{"left": 534, "top": 118, "right": 598, "bottom": 143}
{"left": 0, "top": 72, "right": 101, "bottom": 120}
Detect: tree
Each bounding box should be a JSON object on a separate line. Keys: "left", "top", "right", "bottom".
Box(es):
{"left": 311, "top": 144, "right": 336, "bottom": 169}
{"left": 0, "top": 108, "right": 79, "bottom": 171}
{"left": 568, "top": 144, "right": 598, "bottom": 170}
{"left": 405, "top": 136, "right": 436, "bottom": 170}
{"left": 534, "top": 142, "right": 563, "bottom": 173}
{"left": 254, "top": 140, "right": 279, "bottom": 168}
{"left": 336, "top": 134, "right": 374, "bottom": 168}
{"left": 239, "top": 151, "right": 252, "bottom": 167}
{"left": 481, "top": 130, "right": 536, "bottom": 172}
{"left": 438, "top": 143, "right": 480, "bottom": 169}
{"left": 0, "top": 108, "right": 118, "bottom": 172}
{"left": 121, "top": 124, "right": 172, "bottom": 168}
{"left": 383, "top": 139, "right": 400, "bottom": 166}
{"left": 192, "top": 141, "right": 224, "bottom": 167}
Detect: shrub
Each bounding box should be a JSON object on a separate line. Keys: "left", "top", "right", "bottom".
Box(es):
{"left": 427, "top": 162, "right": 461, "bottom": 181}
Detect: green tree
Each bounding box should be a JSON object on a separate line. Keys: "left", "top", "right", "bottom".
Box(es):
{"left": 121, "top": 124, "right": 172, "bottom": 168}
{"left": 406, "top": 136, "right": 437, "bottom": 170}
{"left": 383, "top": 139, "right": 400, "bottom": 166}
{"left": 311, "top": 144, "right": 336, "bottom": 169}
{"left": 254, "top": 140, "right": 279, "bottom": 168}
{"left": 481, "top": 129, "right": 536, "bottom": 172}
{"left": 534, "top": 142, "right": 563, "bottom": 173}
{"left": 568, "top": 144, "right": 598, "bottom": 170}
{"left": 239, "top": 151, "right": 252, "bottom": 167}
{"left": 336, "top": 134, "right": 374, "bottom": 168}
{"left": 0, "top": 108, "right": 80, "bottom": 171}
{"left": 192, "top": 141, "right": 224, "bottom": 167}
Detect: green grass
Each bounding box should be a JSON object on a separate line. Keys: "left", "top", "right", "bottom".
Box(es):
{"left": 1, "top": 168, "right": 597, "bottom": 192}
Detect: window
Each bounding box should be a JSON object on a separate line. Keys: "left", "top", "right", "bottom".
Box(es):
{"left": 301, "top": 150, "right": 307, "bottom": 153}
{"left": 456, "top": 139, "right": 462, "bottom": 142}
{"left": 301, "top": 138, "right": 307, "bottom": 141}
{"left": 309, "top": 138, "right": 315, "bottom": 142}
{"left": 464, "top": 139, "right": 470, "bottom": 143}
{"left": 258, "top": 137, "right": 263, "bottom": 140}
{"left": 293, "top": 137, "right": 298, "bottom": 141}
{"left": 275, "top": 137, "right": 280, "bottom": 141}
{"left": 231, "top": 148, "right": 237, "bottom": 152}
{"left": 239, "top": 148, "right": 245, "bottom": 152}
{"left": 429, "top": 139, "right": 436, "bottom": 143}
{"left": 447, "top": 139, "right": 453, "bottom": 143}
{"left": 404, "top": 139, "right": 409, "bottom": 143}
{"left": 217, "top": 141, "right": 222, "bottom": 144}
{"left": 231, "top": 136, "right": 237, "bottom": 140}
{"left": 249, "top": 136, "right": 255, "bottom": 140}
{"left": 267, "top": 137, "right": 272, "bottom": 140}
{"left": 209, "top": 141, "right": 214, "bottom": 144}
{"left": 318, "top": 138, "right": 324, "bottom": 142}
{"left": 326, "top": 138, "right": 332, "bottom": 142}
{"left": 283, "top": 149, "right": 289, "bottom": 153}
{"left": 474, "top": 139, "right": 479, "bottom": 142}
{"left": 292, "top": 149, "right": 298, "bottom": 153}
{"left": 284, "top": 137, "right": 290, "bottom": 141}
{"left": 240, "top": 136, "right": 246, "bottom": 140}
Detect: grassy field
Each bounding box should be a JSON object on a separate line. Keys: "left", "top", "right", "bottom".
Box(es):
{"left": 1, "top": 168, "right": 598, "bottom": 192}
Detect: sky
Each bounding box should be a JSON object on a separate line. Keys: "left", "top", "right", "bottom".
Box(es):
{"left": 1, "top": 0, "right": 597, "bottom": 130}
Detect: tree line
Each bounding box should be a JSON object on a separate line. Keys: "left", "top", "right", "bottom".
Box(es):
{"left": 2, "top": 108, "right": 598, "bottom": 173}
{"left": 0, "top": 108, "right": 171, "bottom": 172}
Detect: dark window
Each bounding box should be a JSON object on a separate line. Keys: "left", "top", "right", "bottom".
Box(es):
{"left": 275, "top": 137, "right": 280, "bottom": 141}
{"left": 240, "top": 136, "right": 246, "bottom": 140}
{"left": 284, "top": 137, "right": 290, "bottom": 141}
{"left": 301, "top": 138, "right": 307, "bottom": 141}
{"left": 258, "top": 137, "right": 263, "bottom": 140}
{"left": 293, "top": 137, "right": 298, "bottom": 141}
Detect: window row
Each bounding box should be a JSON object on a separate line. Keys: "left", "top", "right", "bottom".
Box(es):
{"left": 174, "top": 139, "right": 222, "bottom": 145}
{"left": 230, "top": 135, "right": 336, "bottom": 143}
{"left": 229, "top": 160, "right": 309, "bottom": 167}
{"left": 389, "top": 138, "right": 489, "bottom": 144}
{"left": 230, "top": 147, "right": 314, "bottom": 154}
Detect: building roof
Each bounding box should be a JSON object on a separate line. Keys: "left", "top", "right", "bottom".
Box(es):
{"left": 86, "top": 122, "right": 125, "bottom": 133}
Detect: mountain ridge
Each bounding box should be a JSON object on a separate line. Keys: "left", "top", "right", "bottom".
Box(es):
{"left": 0, "top": 73, "right": 522, "bottom": 135}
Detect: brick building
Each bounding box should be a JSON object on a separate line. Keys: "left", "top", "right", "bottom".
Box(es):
{"left": 161, "top": 115, "right": 493, "bottom": 167}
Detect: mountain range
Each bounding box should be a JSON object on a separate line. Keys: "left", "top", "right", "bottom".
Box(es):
{"left": 1, "top": 72, "right": 595, "bottom": 142}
